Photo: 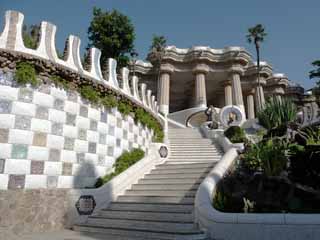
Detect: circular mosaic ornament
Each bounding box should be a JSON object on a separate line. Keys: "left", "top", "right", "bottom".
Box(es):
{"left": 219, "top": 105, "right": 244, "bottom": 127}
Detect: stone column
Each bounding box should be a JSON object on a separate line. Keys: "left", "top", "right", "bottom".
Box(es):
{"left": 230, "top": 70, "right": 246, "bottom": 118}
{"left": 223, "top": 81, "right": 233, "bottom": 106}
{"left": 158, "top": 64, "right": 174, "bottom": 115}
{"left": 246, "top": 91, "right": 255, "bottom": 119}
{"left": 193, "top": 64, "right": 209, "bottom": 108}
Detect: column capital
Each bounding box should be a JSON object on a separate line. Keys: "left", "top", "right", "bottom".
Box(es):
{"left": 251, "top": 77, "right": 267, "bottom": 86}
{"left": 160, "top": 63, "right": 175, "bottom": 75}
{"left": 192, "top": 63, "right": 209, "bottom": 75}
{"left": 221, "top": 80, "right": 232, "bottom": 87}
{"left": 228, "top": 66, "right": 244, "bottom": 76}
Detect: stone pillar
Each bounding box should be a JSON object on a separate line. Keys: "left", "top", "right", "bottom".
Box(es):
{"left": 246, "top": 92, "right": 255, "bottom": 119}
{"left": 223, "top": 81, "right": 233, "bottom": 106}
{"left": 158, "top": 64, "right": 174, "bottom": 115}
{"left": 193, "top": 64, "right": 209, "bottom": 108}
{"left": 230, "top": 70, "right": 246, "bottom": 118}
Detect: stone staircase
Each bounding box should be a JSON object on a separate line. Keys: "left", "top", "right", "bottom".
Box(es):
{"left": 74, "top": 127, "right": 223, "bottom": 239}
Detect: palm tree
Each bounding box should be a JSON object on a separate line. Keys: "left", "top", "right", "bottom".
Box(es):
{"left": 246, "top": 24, "right": 267, "bottom": 110}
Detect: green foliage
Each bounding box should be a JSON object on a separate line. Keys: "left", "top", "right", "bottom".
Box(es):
{"left": 118, "top": 100, "right": 133, "bottom": 116}
{"left": 79, "top": 85, "right": 100, "bottom": 104}
{"left": 257, "top": 97, "right": 297, "bottom": 136}
{"left": 51, "top": 75, "right": 73, "bottom": 90}
{"left": 309, "top": 60, "right": 320, "bottom": 88}
{"left": 15, "top": 62, "right": 38, "bottom": 86}
{"left": 224, "top": 126, "right": 246, "bottom": 143}
{"left": 101, "top": 95, "right": 118, "bottom": 109}
{"left": 134, "top": 107, "right": 163, "bottom": 142}
{"left": 300, "top": 126, "right": 320, "bottom": 145}
{"left": 22, "top": 24, "right": 39, "bottom": 49}
{"left": 87, "top": 7, "right": 135, "bottom": 69}
{"left": 95, "top": 148, "right": 144, "bottom": 188}
{"left": 242, "top": 139, "right": 288, "bottom": 176}
{"left": 246, "top": 24, "right": 267, "bottom": 46}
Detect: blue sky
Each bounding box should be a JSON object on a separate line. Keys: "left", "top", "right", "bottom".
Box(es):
{"left": 0, "top": 0, "right": 319, "bottom": 89}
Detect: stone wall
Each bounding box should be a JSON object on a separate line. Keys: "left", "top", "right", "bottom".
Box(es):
{"left": 0, "top": 189, "right": 70, "bottom": 239}
{"left": 0, "top": 70, "right": 153, "bottom": 189}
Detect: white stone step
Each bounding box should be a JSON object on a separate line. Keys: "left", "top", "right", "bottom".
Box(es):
{"left": 150, "top": 168, "right": 210, "bottom": 174}
{"left": 143, "top": 172, "right": 207, "bottom": 179}
{"left": 138, "top": 178, "right": 204, "bottom": 185}
{"left": 170, "top": 152, "right": 221, "bottom": 157}
{"left": 131, "top": 183, "right": 200, "bottom": 191}
{"left": 106, "top": 202, "right": 194, "bottom": 213}
{"left": 155, "top": 162, "right": 215, "bottom": 169}
{"left": 95, "top": 210, "right": 193, "bottom": 223}
{"left": 74, "top": 225, "right": 208, "bottom": 240}
{"left": 116, "top": 195, "right": 195, "bottom": 204}
{"left": 125, "top": 189, "right": 196, "bottom": 197}
{"left": 84, "top": 218, "right": 197, "bottom": 233}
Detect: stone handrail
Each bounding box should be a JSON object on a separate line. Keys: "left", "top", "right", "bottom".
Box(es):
{"left": 194, "top": 135, "right": 320, "bottom": 240}
{"left": 0, "top": 10, "right": 161, "bottom": 123}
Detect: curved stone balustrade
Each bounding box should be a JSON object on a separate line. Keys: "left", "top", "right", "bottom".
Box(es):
{"left": 0, "top": 10, "right": 160, "bottom": 122}
{"left": 194, "top": 134, "right": 320, "bottom": 240}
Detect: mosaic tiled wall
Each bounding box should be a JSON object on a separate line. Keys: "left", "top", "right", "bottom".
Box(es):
{"left": 0, "top": 73, "right": 153, "bottom": 190}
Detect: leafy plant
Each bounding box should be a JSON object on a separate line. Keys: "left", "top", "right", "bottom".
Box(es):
{"left": 224, "top": 126, "right": 246, "bottom": 143}
{"left": 95, "top": 148, "right": 144, "bottom": 187}
{"left": 51, "top": 75, "right": 74, "bottom": 90}
{"left": 15, "top": 62, "right": 38, "bottom": 86}
{"left": 118, "top": 100, "right": 133, "bottom": 116}
{"left": 242, "top": 139, "right": 288, "bottom": 176}
{"left": 79, "top": 85, "right": 100, "bottom": 104}
{"left": 22, "top": 24, "right": 39, "bottom": 49}
{"left": 299, "top": 126, "right": 320, "bottom": 145}
{"left": 101, "top": 95, "right": 118, "bottom": 109}
{"left": 257, "top": 97, "right": 297, "bottom": 136}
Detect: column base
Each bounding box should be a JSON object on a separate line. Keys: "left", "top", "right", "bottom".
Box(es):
{"left": 159, "top": 105, "right": 169, "bottom": 116}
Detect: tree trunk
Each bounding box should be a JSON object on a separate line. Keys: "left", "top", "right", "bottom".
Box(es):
{"left": 255, "top": 42, "right": 261, "bottom": 110}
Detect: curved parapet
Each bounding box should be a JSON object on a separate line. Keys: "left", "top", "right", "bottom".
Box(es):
{"left": 120, "top": 67, "right": 131, "bottom": 95}
{"left": 0, "top": 10, "right": 160, "bottom": 122}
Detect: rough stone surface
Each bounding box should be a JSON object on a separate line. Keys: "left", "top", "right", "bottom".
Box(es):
{"left": 0, "top": 189, "right": 70, "bottom": 238}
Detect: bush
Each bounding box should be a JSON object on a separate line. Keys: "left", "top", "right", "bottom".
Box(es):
{"left": 51, "top": 75, "right": 74, "bottom": 90}
{"left": 118, "top": 100, "right": 133, "bottom": 116}
{"left": 224, "top": 126, "right": 246, "bottom": 143}
{"left": 95, "top": 148, "right": 145, "bottom": 188}
{"left": 79, "top": 85, "right": 100, "bottom": 104}
{"left": 101, "top": 95, "right": 118, "bottom": 109}
{"left": 242, "top": 139, "right": 288, "bottom": 176}
{"left": 257, "top": 97, "right": 297, "bottom": 136}
{"left": 15, "top": 62, "right": 38, "bottom": 86}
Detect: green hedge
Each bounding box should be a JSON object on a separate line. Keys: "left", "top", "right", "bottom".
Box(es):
{"left": 15, "top": 62, "right": 38, "bottom": 86}
{"left": 224, "top": 126, "right": 246, "bottom": 143}
{"left": 95, "top": 148, "right": 145, "bottom": 188}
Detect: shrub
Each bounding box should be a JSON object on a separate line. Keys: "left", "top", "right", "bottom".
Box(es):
{"left": 257, "top": 97, "right": 297, "bottom": 136}
{"left": 224, "top": 126, "right": 246, "bottom": 143}
{"left": 15, "top": 62, "right": 38, "bottom": 86}
{"left": 95, "top": 148, "right": 145, "bottom": 188}
{"left": 242, "top": 139, "right": 288, "bottom": 176}
{"left": 79, "top": 85, "right": 100, "bottom": 104}
{"left": 118, "top": 100, "right": 132, "bottom": 116}
{"left": 51, "top": 75, "right": 74, "bottom": 90}
{"left": 101, "top": 95, "right": 118, "bottom": 109}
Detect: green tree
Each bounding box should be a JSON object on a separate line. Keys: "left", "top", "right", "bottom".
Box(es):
{"left": 22, "top": 24, "right": 40, "bottom": 49}
{"left": 309, "top": 60, "right": 320, "bottom": 98}
{"left": 87, "top": 7, "right": 135, "bottom": 70}
{"left": 148, "top": 35, "right": 167, "bottom": 88}
{"left": 246, "top": 24, "right": 267, "bottom": 110}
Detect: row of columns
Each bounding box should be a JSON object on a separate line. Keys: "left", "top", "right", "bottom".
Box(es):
{"left": 157, "top": 64, "right": 266, "bottom": 120}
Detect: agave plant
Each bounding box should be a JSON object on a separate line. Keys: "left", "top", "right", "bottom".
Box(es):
{"left": 257, "top": 97, "right": 297, "bottom": 136}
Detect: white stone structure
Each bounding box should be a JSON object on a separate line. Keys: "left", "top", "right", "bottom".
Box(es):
{"left": 135, "top": 46, "right": 290, "bottom": 119}
{"left": 0, "top": 10, "right": 164, "bottom": 190}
